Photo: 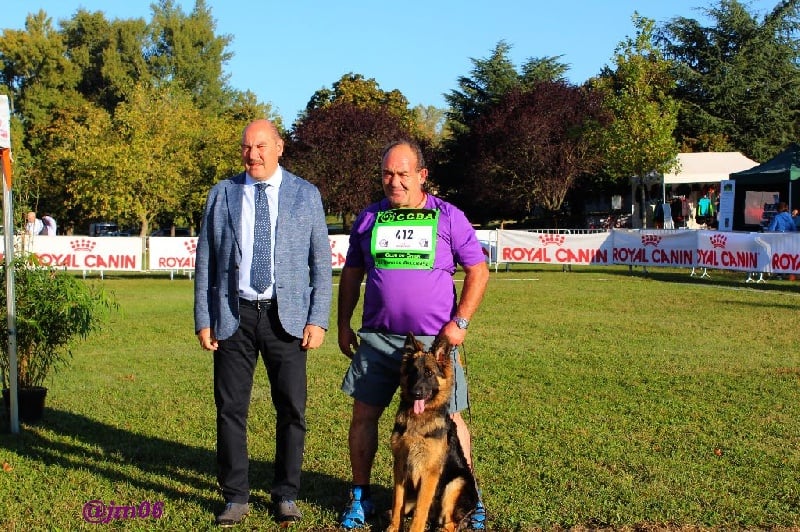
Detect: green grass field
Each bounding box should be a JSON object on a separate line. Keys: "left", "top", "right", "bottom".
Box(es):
{"left": 1, "top": 266, "right": 799, "bottom": 531}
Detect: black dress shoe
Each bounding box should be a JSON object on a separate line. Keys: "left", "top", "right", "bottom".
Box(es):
{"left": 215, "top": 502, "right": 249, "bottom": 527}
{"left": 274, "top": 500, "right": 302, "bottom": 523}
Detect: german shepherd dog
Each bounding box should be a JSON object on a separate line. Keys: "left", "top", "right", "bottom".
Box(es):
{"left": 387, "top": 333, "right": 480, "bottom": 532}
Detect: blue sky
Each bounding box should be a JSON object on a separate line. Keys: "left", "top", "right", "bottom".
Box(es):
{"left": 5, "top": 1, "right": 778, "bottom": 123}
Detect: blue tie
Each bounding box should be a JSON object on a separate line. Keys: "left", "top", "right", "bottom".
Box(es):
{"left": 251, "top": 183, "right": 272, "bottom": 293}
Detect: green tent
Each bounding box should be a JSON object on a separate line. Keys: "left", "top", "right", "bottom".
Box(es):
{"left": 729, "top": 143, "right": 800, "bottom": 230}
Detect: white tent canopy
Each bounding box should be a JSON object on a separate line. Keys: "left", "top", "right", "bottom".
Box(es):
{"left": 663, "top": 152, "right": 758, "bottom": 185}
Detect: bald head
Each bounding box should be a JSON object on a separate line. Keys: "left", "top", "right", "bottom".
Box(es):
{"left": 241, "top": 120, "right": 284, "bottom": 181}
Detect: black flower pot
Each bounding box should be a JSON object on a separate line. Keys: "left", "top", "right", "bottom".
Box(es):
{"left": 2, "top": 386, "right": 48, "bottom": 424}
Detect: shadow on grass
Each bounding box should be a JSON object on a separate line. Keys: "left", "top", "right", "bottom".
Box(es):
{"left": 502, "top": 263, "right": 800, "bottom": 294}
{"left": 0, "top": 407, "right": 386, "bottom": 523}
{"left": 619, "top": 266, "right": 800, "bottom": 293}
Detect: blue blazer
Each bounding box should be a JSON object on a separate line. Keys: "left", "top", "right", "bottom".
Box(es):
{"left": 194, "top": 169, "right": 332, "bottom": 340}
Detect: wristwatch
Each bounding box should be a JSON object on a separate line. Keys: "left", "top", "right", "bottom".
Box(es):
{"left": 453, "top": 317, "right": 469, "bottom": 330}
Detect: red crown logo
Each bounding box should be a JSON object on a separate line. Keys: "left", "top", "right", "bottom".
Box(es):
{"left": 709, "top": 234, "right": 727, "bottom": 249}
{"left": 641, "top": 234, "right": 662, "bottom": 247}
{"left": 538, "top": 234, "right": 565, "bottom": 246}
{"left": 70, "top": 239, "right": 95, "bottom": 252}
{"left": 184, "top": 240, "right": 197, "bottom": 255}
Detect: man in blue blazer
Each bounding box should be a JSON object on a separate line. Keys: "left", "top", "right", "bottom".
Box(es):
{"left": 194, "top": 119, "right": 332, "bottom": 527}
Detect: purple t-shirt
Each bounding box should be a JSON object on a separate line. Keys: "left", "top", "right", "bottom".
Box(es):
{"left": 345, "top": 195, "right": 485, "bottom": 335}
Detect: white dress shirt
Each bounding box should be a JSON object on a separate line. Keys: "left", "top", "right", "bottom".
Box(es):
{"left": 239, "top": 168, "right": 282, "bottom": 300}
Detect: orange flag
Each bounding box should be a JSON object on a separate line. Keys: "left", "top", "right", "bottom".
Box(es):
{"left": 1, "top": 149, "right": 11, "bottom": 189}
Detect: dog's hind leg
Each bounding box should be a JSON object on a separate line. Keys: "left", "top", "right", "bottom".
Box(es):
{"left": 438, "top": 477, "right": 467, "bottom": 532}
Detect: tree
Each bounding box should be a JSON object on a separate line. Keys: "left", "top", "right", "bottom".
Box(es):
{"left": 286, "top": 101, "right": 413, "bottom": 230}
{"left": 148, "top": 0, "right": 233, "bottom": 111}
{"left": 412, "top": 104, "right": 447, "bottom": 146}
{"left": 60, "top": 10, "right": 150, "bottom": 114}
{"left": 44, "top": 85, "right": 204, "bottom": 235}
{"left": 31, "top": 101, "right": 114, "bottom": 232}
{"left": 0, "top": 11, "right": 82, "bottom": 132}
{"left": 438, "top": 41, "right": 572, "bottom": 210}
{"left": 302, "top": 72, "right": 415, "bottom": 128}
{"left": 657, "top": 0, "right": 800, "bottom": 160}
{"left": 455, "top": 83, "right": 610, "bottom": 225}
{"left": 593, "top": 14, "right": 680, "bottom": 228}
{"left": 1, "top": 4, "right": 269, "bottom": 233}
{"left": 289, "top": 73, "right": 421, "bottom": 229}
{"left": 444, "top": 41, "right": 569, "bottom": 138}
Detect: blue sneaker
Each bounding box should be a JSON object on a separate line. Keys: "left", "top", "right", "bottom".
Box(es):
{"left": 339, "top": 486, "right": 374, "bottom": 529}
{"left": 468, "top": 494, "right": 486, "bottom": 530}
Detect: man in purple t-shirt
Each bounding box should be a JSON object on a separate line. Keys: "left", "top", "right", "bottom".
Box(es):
{"left": 337, "top": 140, "right": 489, "bottom": 530}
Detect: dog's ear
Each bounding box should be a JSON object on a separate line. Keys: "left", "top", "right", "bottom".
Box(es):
{"left": 431, "top": 337, "right": 452, "bottom": 365}
{"left": 404, "top": 331, "right": 426, "bottom": 355}
{"left": 404, "top": 332, "right": 418, "bottom": 354}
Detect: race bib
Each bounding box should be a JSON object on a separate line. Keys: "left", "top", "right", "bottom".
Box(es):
{"left": 371, "top": 208, "right": 439, "bottom": 269}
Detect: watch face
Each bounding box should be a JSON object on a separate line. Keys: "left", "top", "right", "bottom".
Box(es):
{"left": 454, "top": 317, "right": 469, "bottom": 329}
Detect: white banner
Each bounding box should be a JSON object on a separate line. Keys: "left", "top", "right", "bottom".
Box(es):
{"left": 611, "top": 229, "right": 697, "bottom": 267}
{"left": 330, "top": 234, "right": 349, "bottom": 269}
{"left": 498, "top": 230, "right": 614, "bottom": 265}
{"left": 23, "top": 236, "right": 143, "bottom": 271}
{"left": 148, "top": 237, "right": 197, "bottom": 270}
{"left": 695, "top": 230, "right": 764, "bottom": 272}
{"left": 147, "top": 235, "right": 353, "bottom": 271}
{"left": 752, "top": 232, "right": 800, "bottom": 274}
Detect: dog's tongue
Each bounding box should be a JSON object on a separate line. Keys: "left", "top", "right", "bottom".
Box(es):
{"left": 413, "top": 399, "right": 426, "bottom": 414}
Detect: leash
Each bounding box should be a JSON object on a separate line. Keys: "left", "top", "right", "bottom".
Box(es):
{"left": 455, "top": 342, "right": 479, "bottom": 467}
{"left": 458, "top": 342, "right": 474, "bottom": 426}
{"left": 456, "top": 342, "right": 488, "bottom": 530}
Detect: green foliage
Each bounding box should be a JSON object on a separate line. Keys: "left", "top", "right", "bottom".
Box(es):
{"left": 286, "top": 101, "right": 414, "bottom": 229}
{"left": 0, "top": 254, "right": 116, "bottom": 389}
{"left": 443, "top": 40, "right": 570, "bottom": 139}
{"left": 148, "top": 0, "right": 233, "bottom": 111}
{"left": 302, "top": 72, "right": 416, "bottom": 132}
{"left": 0, "top": 3, "right": 264, "bottom": 234}
{"left": 0, "top": 11, "right": 84, "bottom": 136}
{"left": 439, "top": 42, "right": 577, "bottom": 222}
{"left": 411, "top": 104, "right": 448, "bottom": 146}
{"left": 3, "top": 2, "right": 800, "bottom": 234}
{"left": 658, "top": 0, "right": 800, "bottom": 160}
{"left": 594, "top": 14, "right": 680, "bottom": 182}
{"left": 453, "top": 83, "right": 610, "bottom": 223}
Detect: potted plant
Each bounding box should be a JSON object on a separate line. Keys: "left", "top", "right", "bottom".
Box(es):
{"left": 0, "top": 253, "right": 116, "bottom": 423}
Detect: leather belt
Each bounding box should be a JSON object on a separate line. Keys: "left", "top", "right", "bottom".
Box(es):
{"left": 239, "top": 297, "right": 275, "bottom": 310}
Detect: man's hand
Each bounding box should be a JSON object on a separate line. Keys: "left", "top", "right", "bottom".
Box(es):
{"left": 301, "top": 324, "right": 326, "bottom": 350}
{"left": 440, "top": 320, "right": 467, "bottom": 347}
{"left": 338, "top": 326, "right": 359, "bottom": 359}
{"left": 197, "top": 327, "right": 218, "bottom": 351}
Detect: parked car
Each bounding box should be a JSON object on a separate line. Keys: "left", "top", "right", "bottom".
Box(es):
{"left": 88, "top": 222, "right": 119, "bottom": 236}
{"left": 150, "top": 228, "right": 191, "bottom": 237}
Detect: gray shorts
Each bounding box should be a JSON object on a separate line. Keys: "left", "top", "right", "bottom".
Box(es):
{"left": 340, "top": 329, "right": 469, "bottom": 413}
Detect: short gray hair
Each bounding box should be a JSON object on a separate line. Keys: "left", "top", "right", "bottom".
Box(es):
{"left": 381, "top": 139, "right": 426, "bottom": 171}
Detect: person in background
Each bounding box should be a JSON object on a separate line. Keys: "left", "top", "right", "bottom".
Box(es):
{"left": 337, "top": 139, "right": 489, "bottom": 530}
{"left": 791, "top": 208, "right": 799, "bottom": 227}
{"left": 767, "top": 201, "right": 797, "bottom": 232}
{"left": 25, "top": 211, "right": 43, "bottom": 236}
{"left": 41, "top": 214, "right": 57, "bottom": 235}
{"left": 194, "top": 119, "right": 332, "bottom": 527}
